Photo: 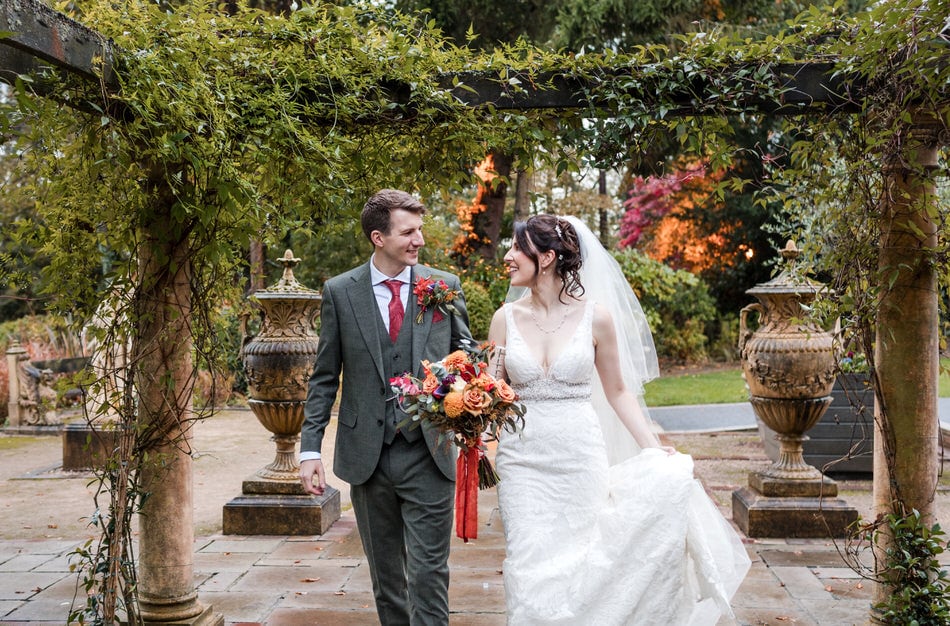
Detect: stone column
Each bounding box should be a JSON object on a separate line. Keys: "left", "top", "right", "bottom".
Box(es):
{"left": 133, "top": 176, "right": 222, "bottom": 626}
{"left": 6, "top": 342, "right": 26, "bottom": 427}
{"left": 871, "top": 117, "right": 944, "bottom": 613}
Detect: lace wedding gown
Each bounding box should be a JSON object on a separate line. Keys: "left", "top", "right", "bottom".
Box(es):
{"left": 496, "top": 301, "right": 750, "bottom": 625}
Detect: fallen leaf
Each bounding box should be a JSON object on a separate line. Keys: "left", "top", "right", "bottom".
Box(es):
{"left": 334, "top": 591, "right": 346, "bottom": 596}
{"left": 47, "top": 524, "right": 57, "bottom": 529}
{"left": 294, "top": 560, "right": 301, "bottom": 564}
{"left": 301, "top": 577, "right": 321, "bottom": 583}
{"left": 825, "top": 585, "right": 833, "bottom": 592}
{"left": 776, "top": 617, "right": 789, "bottom": 622}
{"left": 856, "top": 583, "right": 864, "bottom": 589}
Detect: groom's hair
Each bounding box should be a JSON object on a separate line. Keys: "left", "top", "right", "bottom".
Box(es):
{"left": 361, "top": 189, "right": 427, "bottom": 241}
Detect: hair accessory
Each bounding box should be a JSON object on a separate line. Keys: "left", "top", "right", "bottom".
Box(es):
{"left": 554, "top": 220, "right": 563, "bottom": 240}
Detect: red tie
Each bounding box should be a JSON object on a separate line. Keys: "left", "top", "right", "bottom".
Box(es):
{"left": 384, "top": 279, "right": 404, "bottom": 342}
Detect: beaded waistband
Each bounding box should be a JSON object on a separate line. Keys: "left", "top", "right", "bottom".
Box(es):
{"left": 512, "top": 380, "right": 592, "bottom": 403}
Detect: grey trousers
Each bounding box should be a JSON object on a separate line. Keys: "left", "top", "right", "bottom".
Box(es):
{"left": 351, "top": 434, "right": 454, "bottom": 626}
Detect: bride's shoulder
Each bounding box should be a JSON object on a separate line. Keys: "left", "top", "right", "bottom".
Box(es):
{"left": 591, "top": 302, "right": 617, "bottom": 334}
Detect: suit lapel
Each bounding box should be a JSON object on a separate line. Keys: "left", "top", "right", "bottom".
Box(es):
{"left": 411, "top": 266, "right": 434, "bottom": 371}
{"left": 344, "top": 263, "right": 387, "bottom": 384}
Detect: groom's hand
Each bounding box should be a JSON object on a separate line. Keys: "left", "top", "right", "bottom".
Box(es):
{"left": 300, "top": 459, "right": 327, "bottom": 495}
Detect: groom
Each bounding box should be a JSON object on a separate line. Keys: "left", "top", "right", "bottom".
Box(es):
{"left": 300, "top": 189, "right": 472, "bottom": 625}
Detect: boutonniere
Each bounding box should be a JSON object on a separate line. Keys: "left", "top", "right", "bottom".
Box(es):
{"left": 413, "top": 276, "right": 460, "bottom": 324}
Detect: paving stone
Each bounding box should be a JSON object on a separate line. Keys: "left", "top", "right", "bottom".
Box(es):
{"left": 731, "top": 605, "right": 819, "bottom": 625}
{"left": 448, "top": 580, "right": 506, "bottom": 612}
{"left": 276, "top": 588, "right": 377, "bottom": 611}
{"left": 264, "top": 607, "right": 380, "bottom": 625}
{"left": 0, "top": 572, "right": 71, "bottom": 601}
{"left": 0, "top": 553, "right": 62, "bottom": 573}
{"left": 264, "top": 539, "right": 335, "bottom": 560}
{"left": 230, "top": 563, "right": 351, "bottom": 594}
{"left": 769, "top": 566, "right": 831, "bottom": 599}
{"left": 728, "top": 565, "right": 789, "bottom": 607}
{"left": 759, "top": 547, "right": 852, "bottom": 568}
{"left": 196, "top": 568, "right": 245, "bottom": 592}
{"left": 813, "top": 566, "right": 866, "bottom": 580}
{"left": 448, "top": 614, "right": 507, "bottom": 626}
{"left": 198, "top": 538, "right": 284, "bottom": 553}
{"left": 196, "top": 590, "right": 275, "bottom": 623}
{"left": 194, "top": 550, "right": 263, "bottom": 571}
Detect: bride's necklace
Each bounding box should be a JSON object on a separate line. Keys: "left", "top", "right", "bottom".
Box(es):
{"left": 529, "top": 300, "right": 569, "bottom": 335}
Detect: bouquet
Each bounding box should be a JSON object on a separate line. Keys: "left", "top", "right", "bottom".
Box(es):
{"left": 390, "top": 340, "right": 524, "bottom": 541}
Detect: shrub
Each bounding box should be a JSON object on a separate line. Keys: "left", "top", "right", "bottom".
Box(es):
{"left": 612, "top": 249, "right": 717, "bottom": 364}
{"left": 461, "top": 280, "right": 495, "bottom": 341}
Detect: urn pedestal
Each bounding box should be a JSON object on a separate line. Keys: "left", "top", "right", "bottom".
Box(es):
{"left": 222, "top": 250, "right": 340, "bottom": 535}
{"left": 731, "top": 241, "right": 858, "bottom": 538}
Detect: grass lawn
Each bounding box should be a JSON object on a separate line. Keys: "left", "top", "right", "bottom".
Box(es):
{"left": 645, "top": 358, "right": 950, "bottom": 407}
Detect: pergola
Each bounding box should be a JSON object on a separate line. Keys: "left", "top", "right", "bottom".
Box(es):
{"left": 1, "top": 0, "right": 945, "bottom": 623}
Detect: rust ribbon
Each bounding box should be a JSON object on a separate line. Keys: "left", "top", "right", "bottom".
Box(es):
{"left": 455, "top": 444, "right": 480, "bottom": 542}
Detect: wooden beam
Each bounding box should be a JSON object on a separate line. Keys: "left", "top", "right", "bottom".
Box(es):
{"left": 441, "top": 62, "right": 859, "bottom": 114}
{"left": 0, "top": 0, "right": 116, "bottom": 90}
{"left": 0, "top": 1, "right": 863, "bottom": 117}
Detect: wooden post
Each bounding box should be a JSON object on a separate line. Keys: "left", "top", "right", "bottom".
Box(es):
{"left": 872, "top": 114, "right": 945, "bottom": 616}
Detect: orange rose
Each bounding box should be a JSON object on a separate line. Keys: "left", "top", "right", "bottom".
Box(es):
{"left": 442, "top": 350, "right": 470, "bottom": 370}
{"left": 495, "top": 379, "right": 516, "bottom": 403}
{"left": 421, "top": 373, "right": 440, "bottom": 394}
{"left": 462, "top": 386, "right": 492, "bottom": 415}
{"left": 421, "top": 360, "right": 432, "bottom": 376}
{"left": 443, "top": 391, "right": 466, "bottom": 418}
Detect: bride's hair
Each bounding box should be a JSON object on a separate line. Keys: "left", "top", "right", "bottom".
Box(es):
{"left": 514, "top": 214, "right": 585, "bottom": 302}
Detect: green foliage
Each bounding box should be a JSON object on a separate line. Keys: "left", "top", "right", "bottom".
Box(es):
{"left": 460, "top": 279, "right": 494, "bottom": 340}
{"left": 868, "top": 510, "right": 950, "bottom": 625}
{"left": 613, "top": 248, "right": 717, "bottom": 363}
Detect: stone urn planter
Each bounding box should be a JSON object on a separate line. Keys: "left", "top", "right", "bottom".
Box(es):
{"left": 738, "top": 240, "right": 837, "bottom": 483}
{"left": 224, "top": 249, "right": 341, "bottom": 536}
{"left": 241, "top": 249, "right": 322, "bottom": 481}
{"left": 733, "top": 240, "right": 858, "bottom": 538}
{"left": 758, "top": 373, "right": 875, "bottom": 476}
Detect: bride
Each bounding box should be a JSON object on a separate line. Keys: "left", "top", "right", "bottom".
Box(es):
{"left": 487, "top": 214, "right": 750, "bottom": 625}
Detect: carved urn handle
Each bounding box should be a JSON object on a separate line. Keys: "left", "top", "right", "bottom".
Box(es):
{"left": 738, "top": 302, "right": 764, "bottom": 353}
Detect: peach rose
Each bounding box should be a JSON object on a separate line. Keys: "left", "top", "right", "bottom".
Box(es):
{"left": 421, "top": 374, "right": 440, "bottom": 394}
{"left": 495, "top": 379, "right": 516, "bottom": 403}
{"left": 443, "top": 391, "right": 466, "bottom": 418}
{"left": 462, "top": 387, "right": 492, "bottom": 415}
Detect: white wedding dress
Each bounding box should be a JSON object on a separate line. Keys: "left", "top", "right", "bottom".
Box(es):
{"left": 496, "top": 301, "right": 750, "bottom": 625}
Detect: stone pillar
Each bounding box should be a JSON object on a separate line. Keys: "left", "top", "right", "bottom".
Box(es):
{"left": 871, "top": 118, "right": 944, "bottom": 613}
{"left": 133, "top": 181, "right": 222, "bottom": 626}
{"left": 6, "top": 342, "right": 26, "bottom": 427}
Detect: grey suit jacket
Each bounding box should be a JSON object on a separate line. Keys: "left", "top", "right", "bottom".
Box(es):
{"left": 301, "top": 262, "right": 472, "bottom": 485}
